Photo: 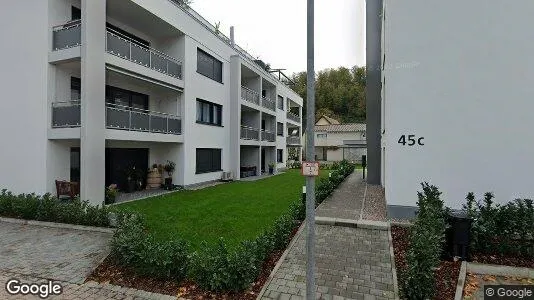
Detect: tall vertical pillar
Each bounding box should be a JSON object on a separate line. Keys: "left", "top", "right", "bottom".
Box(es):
{"left": 229, "top": 55, "right": 241, "bottom": 178}
{"left": 366, "top": 0, "right": 383, "bottom": 185}
{"left": 80, "top": 0, "right": 106, "bottom": 205}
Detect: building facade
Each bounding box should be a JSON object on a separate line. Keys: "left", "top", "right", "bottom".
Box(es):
{"left": 368, "top": 0, "right": 534, "bottom": 213}
{"left": 0, "top": 0, "right": 303, "bottom": 205}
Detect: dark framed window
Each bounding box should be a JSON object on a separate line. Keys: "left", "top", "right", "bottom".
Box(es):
{"left": 196, "top": 99, "right": 222, "bottom": 126}
{"left": 277, "top": 95, "right": 284, "bottom": 110}
{"left": 71, "top": 77, "right": 81, "bottom": 100}
{"left": 277, "top": 122, "right": 284, "bottom": 136}
{"left": 70, "top": 147, "right": 80, "bottom": 182}
{"left": 72, "top": 6, "right": 81, "bottom": 20}
{"left": 106, "top": 85, "right": 149, "bottom": 110}
{"left": 196, "top": 148, "right": 222, "bottom": 174}
{"left": 197, "top": 48, "right": 223, "bottom": 83}
{"left": 277, "top": 149, "right": 283, "bottom": 163}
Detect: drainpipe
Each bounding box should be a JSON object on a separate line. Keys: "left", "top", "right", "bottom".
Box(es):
{"left": 230, "top": 26, "right": 235, "bottom": 47}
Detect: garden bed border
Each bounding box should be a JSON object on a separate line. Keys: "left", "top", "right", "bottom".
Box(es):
{"left": 0, "top": 217, "right": 115, "bottom": 233}
{"left": 466, "top": 262, "right": 534, "bottom": 278}
{"left": 388, "top": 225, "right": 401, "bottom": 300}
{"left": 454, "top": 261, "right": 467, "bottom": 300}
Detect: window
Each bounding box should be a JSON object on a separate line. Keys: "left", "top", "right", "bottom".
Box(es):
{"left": 277, "top": 95, "right": 284, "bottom": 110}
{"left": 71, "top": 6, "right": 81, "bottom": 20}
{"left": 277, "top": 149, "right": 283, "bottom": 163}
{"left": 71, "top": 77, "right": 81, "bottom": 100}
{"left": 197, "top": 48, "right": 223, "bottom": 83}
{"left": 317, "top": 133, "right": 327, "bottom": 139}
{"left": 196, "top": 99, "right": 222, "bottom": 126}
{"left": 105, "top": 85, "right": 149, "bottom": 110}
{"left": 70, "top": 147, "right": 80, "bottom": 182}
{"left": 277, "top": 122, "right": 284, "bottom": 136}
{"left": 196, "top": 148, "right": 222, "bottom": 174}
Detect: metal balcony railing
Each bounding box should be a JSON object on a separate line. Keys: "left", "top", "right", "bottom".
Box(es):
{"left": 52, "top": 100, "right": 81, "bottom": 128}
{"left": 106, "top": 103, "right": 181, "bottom": 135}
{"left": 262, "top": 96, "right": 276, "bottom": 111}
{"left": 241, "top": 86, "right": 260, "bottom": 105}
{"left": 261, "top": 130, "right": 276, "bottom": 142}
{"left": 52, "top": 20, "right": 81, "bottom": 51}
{"left": 240, "top": 125, "right": 260, "bottom": 140}
{"left": 106, "top": 28, "right": 182, "bottom": 79}
{"left": 287, "top": 112, "right": 300, "bottom": 122}
{"left": 286, "top": 136, "right": 301, "bottom": 145}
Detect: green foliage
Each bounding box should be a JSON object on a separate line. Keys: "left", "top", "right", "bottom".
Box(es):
{"left": 289, "top": 66, "right": 366, "bottom": 128}
{"left": 0, "top": 189, "right": 111, "bottom": 227}
{"left": 110, "top": 213, "right": 189, "bottom": 280}
{"left": 288, "top": 161, "right": 302, "bottom": 169}
{"left": 402, "top": 183, "right": 447, "bottom": 300}
{"left": 463, "top": 193, "right": 534, "bottom": 257}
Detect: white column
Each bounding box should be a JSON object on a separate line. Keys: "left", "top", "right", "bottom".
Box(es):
{"left": 80, "top": 0, "right": 106, "bottom": 205}
{"left": 230, "top": 55, "right": 241, "bottom": 179}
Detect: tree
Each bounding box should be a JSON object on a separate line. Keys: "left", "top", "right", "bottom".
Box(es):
{"left": 289, "top": 66, "right": 366, "bottom": 128}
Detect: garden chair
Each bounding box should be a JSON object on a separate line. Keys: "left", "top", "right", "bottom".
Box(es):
{"left": 55, "top": 180, "right": 80, "bottom": 201}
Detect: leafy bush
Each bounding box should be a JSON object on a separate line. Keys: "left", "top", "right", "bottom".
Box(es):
{"left": 464, "top": 192, "right": 534, "bottom": 257}
{"left": 111, "top": 213, "right": 189, "bottom": 280}
{"left": 402, "top": 183, "right": 447, "bottom": 300}
{"left": 0, "top": 189, "right": 111, "bottom": 227}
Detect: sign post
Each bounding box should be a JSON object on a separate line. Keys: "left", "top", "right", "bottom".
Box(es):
{"left": 305, "top": 0, "right": 316, "bottom": 298}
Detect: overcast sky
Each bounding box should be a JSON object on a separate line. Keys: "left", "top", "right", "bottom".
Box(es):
{"left": 191, "top": 0, "right": 366, "bottom": 75}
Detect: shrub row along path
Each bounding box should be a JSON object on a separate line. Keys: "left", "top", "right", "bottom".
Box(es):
{"left": 260, "top": 170, "right": 396, "bottom": 300}
{"left": 0, "top": 221, "right": 173, "bottom": 299}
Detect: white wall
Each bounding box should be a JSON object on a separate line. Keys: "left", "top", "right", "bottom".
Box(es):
{"left": 383, "top": 0, "right": 534, "bottom": 208}
{"left": 0, "top": 0, "right": 49, "bottom": 195}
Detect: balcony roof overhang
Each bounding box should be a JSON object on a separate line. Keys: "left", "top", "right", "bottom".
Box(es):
{"left": 106, "top": 65, "right": 184, "bottom": 92}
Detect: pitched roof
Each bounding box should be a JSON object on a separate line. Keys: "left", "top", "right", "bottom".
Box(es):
{"left": 317, "top": 115, "right": 340, "bottom": 125}
{"left": 315, "top": 123, "right": 366, "bottom": 133}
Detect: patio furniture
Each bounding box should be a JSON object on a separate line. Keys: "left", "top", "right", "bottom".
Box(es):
{"left": 55, "top": 180, "right": 80, "bottom": 201}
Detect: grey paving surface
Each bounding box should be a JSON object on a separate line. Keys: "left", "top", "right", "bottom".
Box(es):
{"left": 316, "top": 170, "right": 365, "bottom": 220}
{"left": 114, "top": 189, "right": 174, "bottom": 204}
{"left": 0, "top": 222, "right": 112, "bottom": 284}
{"left": 464, "top": 273, "right": 534, "bottom": 300}
{"left": 261, "top": 171, "right": 396, "bottom": 300}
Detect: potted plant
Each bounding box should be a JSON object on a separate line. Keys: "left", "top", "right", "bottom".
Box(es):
{"left": 105, "top": 184, "right": 118, "bottom": 204}
{"left": 163, "top": 160, "right": 176, "bottom": 189}
{"left": 268, "top": 162, "right": 275, "bottom": 174}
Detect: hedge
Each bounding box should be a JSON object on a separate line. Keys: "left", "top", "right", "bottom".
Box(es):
{"left": 464, "top": 192, "right": 534, "bottom": 257}
{"left": 401, "top": 183, "right": 448, "bottom": 300}
{"left": 0, "top": 189, "right": 111, "bottom": 227}
{"left": 111, "top": 160, "right": 356, "bottom": 291}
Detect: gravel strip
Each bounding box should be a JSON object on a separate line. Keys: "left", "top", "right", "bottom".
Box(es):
{"left": 361, "top": 183, "right": 387, "bottom": 221}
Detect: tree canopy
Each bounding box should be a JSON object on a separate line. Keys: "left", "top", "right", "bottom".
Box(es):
{"left": 288, "top": 66, "right": 366, "bottom": 128}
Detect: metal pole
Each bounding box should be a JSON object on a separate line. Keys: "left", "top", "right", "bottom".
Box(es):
{"left": 305, "top": 0, "right": 316, "bottom": 298}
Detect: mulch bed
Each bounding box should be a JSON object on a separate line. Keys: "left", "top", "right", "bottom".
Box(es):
{"left": 391, "top": 226, "right": 461, "bottom": 300}
{"left": 87, "top": 224, "right": 302, "bottom": 299}
{"left": 470, "top": 253, "right": 534, "bottom": 269}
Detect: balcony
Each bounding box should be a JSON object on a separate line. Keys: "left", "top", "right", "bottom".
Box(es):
{"left": 51, "top": 101, "right": 182, "bottom": 135}
{"left": 261, "top": 130, "right": 275, "bottom": 142}
{"left": 52, "top": 20, "right": 81, "bottom": 51}
{"left": 105, "top": 28, "right": 182, "bottom": 79}
{"left": 287, "top": 112, "right": 300, "bottom": 123}
{"left": 241, "top": 86, "right": 260, "bottom": 105}
{"left": 286, "top": 136, "right": 301, "bottom": 145}
{"left": 106, "top": 103, "right": 181, "bottom": 135}
{"left": 52, "top": 101, "right": 81, "bottom": 128}
{"left": 261, "top": 96, "right": 276, "bottom": 111}
{"left": 240, "top": 125, "right": 260, "bottom": 140}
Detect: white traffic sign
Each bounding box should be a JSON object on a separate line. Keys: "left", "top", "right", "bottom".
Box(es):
{"left": 301, "top": 161, "right": 320, "bottom": 176}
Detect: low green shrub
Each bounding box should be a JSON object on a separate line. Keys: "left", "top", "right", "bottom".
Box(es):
{"left": 402, "top": 183, "right": 447, "bottom": 300}
{"left": 110, "top": 212, "right": 189, "bottom": 280}
{"left": 464, "top": 192, "right": 534, "bottom": 257}
{"left": 0, "top": 189, "right": 111, "bottom": 227}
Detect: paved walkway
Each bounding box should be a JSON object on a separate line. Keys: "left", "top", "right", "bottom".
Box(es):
{"left": 0, "top": 221, "right": 175, "bottom": 300}
{"left": 260, "top": 171, "right": 396, "bottom": 300}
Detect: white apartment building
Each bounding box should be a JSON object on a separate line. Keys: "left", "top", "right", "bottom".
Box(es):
{"left": 0, "top": 0, "right": 303, "bottom": 205}
{"left": 367, "top": 0, "right": 534, "bottom": 216}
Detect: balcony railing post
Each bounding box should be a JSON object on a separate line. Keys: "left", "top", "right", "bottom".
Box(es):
{"left": 128, "top": 110, "right": 132, "bottom": 131}
{"left": 166, "top": 116, "right": 169, "bottom": 133}
{"left": 129, "top": 40, "right": 132, "bottom": 60}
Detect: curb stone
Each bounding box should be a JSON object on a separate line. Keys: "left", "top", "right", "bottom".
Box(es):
{"left": 466, "top": 262, "right": 534, "bottom": 278}
{"left": 454, "top": 261, "right": 467, "bottom": 300}
{"left": 388, "top": 226, "right": 401, "bottom": 300}
{"left": 0, "top": 217, "right": 115, "bottom": 233}
{"left": 315, "top": 216, "right": 389, "bottom": 230}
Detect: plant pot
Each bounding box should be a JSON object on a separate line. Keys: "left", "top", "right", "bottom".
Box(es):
{"left": 164, "top": 178, "right": 173, "bottom": 190}
{"left": 127, "top": 180, "right": 136, "bottom": 193}
{"left": 269, "top": 167, "right": 274, "bottom": 174}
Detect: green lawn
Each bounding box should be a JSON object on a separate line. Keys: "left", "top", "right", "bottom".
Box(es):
{"left": 116, "top": 169, "right": 329, "bottom": 249}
